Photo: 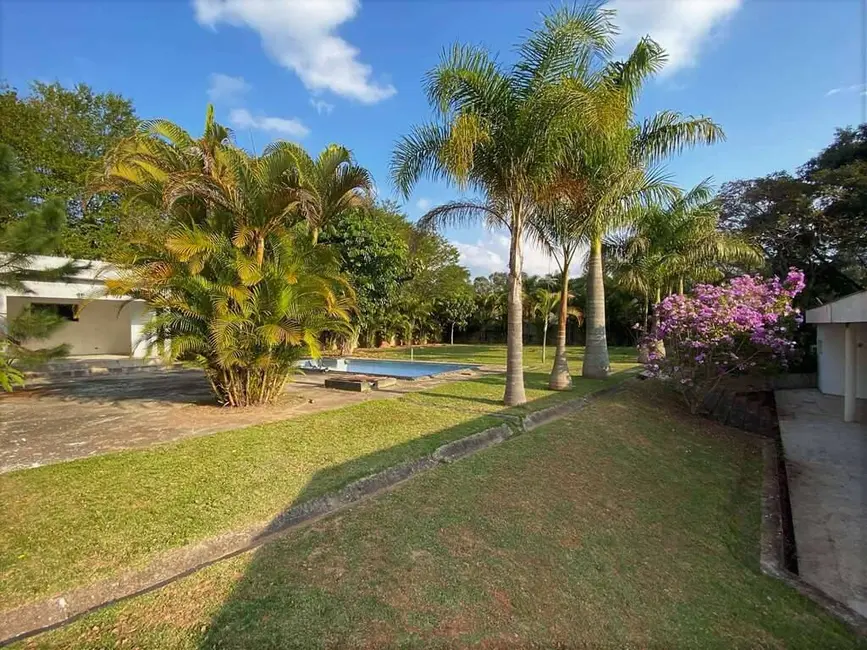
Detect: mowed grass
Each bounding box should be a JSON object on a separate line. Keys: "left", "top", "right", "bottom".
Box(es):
{"left": 355, "top": 342, "right": 637, "bottom": 368}
{"left": 1, "top": 345, "right": 633, "bottom": 612}
{"left": 16, "top": 385, "right": 863, "bottom": 650}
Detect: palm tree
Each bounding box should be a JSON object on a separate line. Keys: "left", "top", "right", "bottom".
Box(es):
{"left": 609, "top": 180, "right": 762, "bottom": 335}
{"left": 96, "top": 108, "right": 357, "bottom": 405}
{"left": 527, "top": 285, "right": 582, "bottom": 364}
{"left": 391, "top": 5, "right": 617, "bottom": 405}
{"left": 532, "top": 202, "right": 587, "bottom": 388}
{"left": 551, "top": 38, "right": 725, "bottom": 379}
{"left": 280, "top": 144, "right": 373, "bottom": 244}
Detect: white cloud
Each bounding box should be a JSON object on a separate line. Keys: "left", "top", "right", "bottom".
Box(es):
{"left": 310, "top": 98, "right": 335, "bottom": 115}
{"left": 207, "top": 73, "right": 251, "bottom": 103}
{"left": 452, "top": 233, "right": 574, "bottom": 278}
{"left": 229, "top": 108, "right": 309, "bottom": 138}
{"left": 608, "top": 0, "right": 741, "bottom": 76}
{"left": 193, "top": 0, "right": 396, "bottom": 104}
{"left": 825, "top": 84, "right": 865, "bottom": 97}
{"left": 415, "top": 198, "right": 432, "bottom": 213}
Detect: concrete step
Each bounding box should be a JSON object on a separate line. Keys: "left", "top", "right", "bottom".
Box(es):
{"left": 23, "top": 358, "right": 180, "bottom": 385}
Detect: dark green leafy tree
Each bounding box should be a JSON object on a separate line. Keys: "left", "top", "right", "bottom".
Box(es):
{"left": 719, "top": 125, "right": 867, "bottom": 307}
{"left": 320, "top": 201, "right": 411, "bottom": 348}
{"left": 0, "top": 145, "right": 76, "bottom": 389}
{"left": 434, "top": 265, "right": 475, "bottom": 344}
{"left": 0, "top": 81, "right": 138, "bottom": 259}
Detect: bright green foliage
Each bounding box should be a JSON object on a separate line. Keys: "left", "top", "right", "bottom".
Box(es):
{"left": 392, "top": 4, "right": 620, "bottom": 405}
{"left": 96, "top": 107, "right": 359, "bottom": 405}
{"left": 321, "top": 201, "right": 411, "bottom": 347}
{"left": 0, "top": 82, "right": 137, "bottom": 259}
{"left": 610, "top": 180, "right": 762, "bottom": 331}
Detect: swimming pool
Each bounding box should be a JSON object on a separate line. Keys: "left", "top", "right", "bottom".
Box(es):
{"left": 299, "top": 357, "right": 476, "bottom": 379}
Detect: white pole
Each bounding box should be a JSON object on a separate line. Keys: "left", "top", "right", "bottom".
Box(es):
{"left": 843, "top": 323, "right": 857, "bottom": 422}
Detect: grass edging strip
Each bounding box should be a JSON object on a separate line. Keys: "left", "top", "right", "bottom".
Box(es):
{"left": 759, "top": 432, "right": 867, "bottom": 637}
{"left": 0, "top": 382, "right": 626, "bottom": 646}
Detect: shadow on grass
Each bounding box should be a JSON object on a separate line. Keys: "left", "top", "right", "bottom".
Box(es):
{"left": 194, "top": 369, "right": 633, "bottom": 649}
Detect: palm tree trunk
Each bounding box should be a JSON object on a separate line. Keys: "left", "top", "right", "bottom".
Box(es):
{"left": 678, "top": 277, "right": 684, "bottom": 295}
{"left": 541, "top": 318, "right": 548, "bottom": 363}
{"left": 256, "top": 235, "right": 265, "bottom": 267}
{"left": 582, "top": 235, "right": 610, "bottom": 378}
{"left": 450, "top": 321, "right": 455, "bottom": 345}
{"left": 549, "top": 265, "right": 572, "bottom": 390}
{"left": 504, "top": 222, "right": 527, "bottom": 406}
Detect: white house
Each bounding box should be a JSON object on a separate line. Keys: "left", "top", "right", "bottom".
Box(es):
{"left": 0, "top": 255, "right": 151, "bottom": 358}
{"left": 806, "top": 290, "right": 867, "bottom": 422}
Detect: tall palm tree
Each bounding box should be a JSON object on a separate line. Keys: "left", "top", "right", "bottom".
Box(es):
{"left": 391, "top": 5, "right": 617, "bottom": 405}
{"left": 552, "top": 38, "right": 725, "bottom": 379}
{"left": 532, "top": 201, "right": 587, "bottom": 388}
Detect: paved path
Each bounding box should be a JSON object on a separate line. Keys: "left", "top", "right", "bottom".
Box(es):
{"left": 0, "top": 369, "right": 465, "bottom": 473}
{"left": 775, "top": 388, "right": 867, "bottom": 618}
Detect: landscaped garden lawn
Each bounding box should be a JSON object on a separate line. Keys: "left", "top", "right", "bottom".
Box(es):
{"left": 355, "top": 343, "right": 637, "bottom": 369}
{"left": 0, "top": 345, "right": 633, "bottom": 613}
{"left": 15, "top": 384, "right": 864, "bottom": 649}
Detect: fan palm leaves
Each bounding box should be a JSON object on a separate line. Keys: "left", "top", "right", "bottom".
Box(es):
{"left": 391, "top": 4, "right": 618, "bottom": 406}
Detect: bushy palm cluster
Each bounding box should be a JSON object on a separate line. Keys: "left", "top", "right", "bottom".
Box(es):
{"left": 95, "top": 107, "right": 367, "bottom": 405}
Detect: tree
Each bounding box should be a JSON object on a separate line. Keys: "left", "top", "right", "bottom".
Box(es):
{"left": 550, "top": 37, "right": 723, "bottom": 379}
{"left": 0, "top": 145, "right": 76, "bottom": 390}
{"left": 719, "top": 125, "right": 867, "bottom": 307}
{"left": 96, "top": 107, "right": 355, "bottom": 406}
{"left": 278, "top": 144, "right": 373, "bottom": 244}
{"left": 645, "top": 270, "right": 805, "bottom": 413}
{"left": 0, "top": 81, "right": 138, "bottom": 259}
{"left": 391, "top": 4, "right": 617, "bottom": 405}
{"left": 435, "top": 265, "right": 475, "bottom": 344}
{"left": 527, "top": 286, "right": 559, "bottom": 363}
{"left": 532, "top": 202, "right": 586, "bottom": 388}
{"left": 321, "top": 201, "right": 410, "bottom": 349}
{"left": 609, "top": 180, "right": 762, "bottom": 336}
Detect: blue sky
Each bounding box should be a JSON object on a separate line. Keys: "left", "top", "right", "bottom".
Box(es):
{"left": 1, "top": 0, "right": 863, "bottom": 276}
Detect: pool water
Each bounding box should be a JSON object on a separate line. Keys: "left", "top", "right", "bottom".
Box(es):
{"left": 300, "top": 357, "right": 476, "bottom": 379}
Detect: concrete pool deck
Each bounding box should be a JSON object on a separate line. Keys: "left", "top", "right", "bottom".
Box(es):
{"left": 775, "top": 388, "right": 867, "bottom": 618}
{"left": 0, "top": 367, "right": 489, "bottom": 474}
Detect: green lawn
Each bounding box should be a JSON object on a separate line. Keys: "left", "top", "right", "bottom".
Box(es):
{"left": 354, "top": 342, "right": 637, "bottom": 368}
{"left": 16, "top": 384, "right": 863, "bottom": 649}
{"left": 1, "top": 345, "right": 631, "bottom": 612}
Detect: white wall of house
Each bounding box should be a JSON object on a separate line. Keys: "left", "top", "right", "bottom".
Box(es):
{"left": 0, "top": 255, "right": 152, "bottom": 358}
{"left": 817, "top": 322, "right": 867, "bottom": 399}
{"left": 6, "top": 297, "right": 139, "bottom": 356}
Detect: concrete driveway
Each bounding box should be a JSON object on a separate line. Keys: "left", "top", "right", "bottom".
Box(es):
{"left": 775, "top": 388, "right": 867, "bottom": 618}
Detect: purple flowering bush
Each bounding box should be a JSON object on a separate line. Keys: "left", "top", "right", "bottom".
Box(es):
{"left": 644, "top": 269, "right": 805, "bottom": 412}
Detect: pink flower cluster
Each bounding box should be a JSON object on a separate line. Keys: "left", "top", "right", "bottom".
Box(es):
{"left": 644, "top": 269, "right": 805, "bottom": 409}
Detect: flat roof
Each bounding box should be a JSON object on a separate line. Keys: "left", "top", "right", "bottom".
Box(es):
{"left": 806, "top": 290, "right": 867, "bottom": 324}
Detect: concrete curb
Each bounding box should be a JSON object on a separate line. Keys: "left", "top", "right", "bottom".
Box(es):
{"left": 0, "top": 383, "right": 619, "bottom": 646}
{"left": 759, "top": 437, "right": 867, "bottom": 637}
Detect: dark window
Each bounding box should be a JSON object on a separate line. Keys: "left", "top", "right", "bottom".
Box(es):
{"left": 31, "top": 303, "right": 79, "bottom": 322}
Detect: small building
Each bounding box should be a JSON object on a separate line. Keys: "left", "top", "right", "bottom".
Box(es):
{"left": 0, "top": 255, "right": 150, "bottom": 358}
{"left": 806, "top": 290, "right": 867, "bottom": 422}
